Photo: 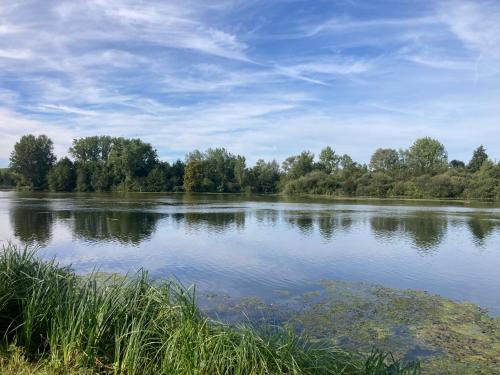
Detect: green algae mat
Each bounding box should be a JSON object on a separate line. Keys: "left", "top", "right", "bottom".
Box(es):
{"left": 204, "top": 281, "right": 500, "bottom": 374}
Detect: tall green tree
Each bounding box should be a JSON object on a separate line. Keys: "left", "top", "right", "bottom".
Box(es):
{"left": 248, "top": 160, "right": 281, "bottom": 193}
{"left": 183, "top": 148, "right": 244, "bottom": 193}
{"left": 449, "top": 160, "right": 466, "bottom": 169}
{"left": 465, "top": 161, "right": 500, "bottom": 200}
{"left": 9, "top": 134, "right": 56, "bottom": 190}
{"left": 168, "top": 160, "right": 185, "bottom": 191}
{"left": 70, "top": 136, "right": 114, "bottom": 163}
{"left": 184, "top": 159, "right": 205, "bottom": 192}
{"left": 146, "top": 162, "right": 169, "bottom": 192}
{"left": 370, "top": 148, "right": 401, "bottom": 174}
{"left": 48, "top": 157, "right": 76, "bottom": 192}
{"left": 468, "top": 145, "right": 488, "bottom": 173}
{"left": 318, "top": 146, "right": 340, "bottom": 175}
{"left": 406, "top": 137, "right": 448, "bottom": 176}
{"left": 282, "top": 151, "right": 314, "bottom": 179}
{"left": 108, "top": 138, "right": 158, "bottom": 181}
{"left": 70, "top": 136, "right": 115, "bottom": 192}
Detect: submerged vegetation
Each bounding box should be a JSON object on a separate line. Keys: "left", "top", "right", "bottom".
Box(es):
{"left": 4, "top": 134, "right": 500, "bottom": 200}
{"left": 0, "top": 243, "right": 420, "bottom": 374}
{"left": 206, "top": 281, "right": 500, "bottom": 375}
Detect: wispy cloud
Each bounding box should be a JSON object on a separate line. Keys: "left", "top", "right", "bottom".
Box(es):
{"left": 439, "top": 0, "right": 500, "bottom": 61}
{"left": 304, "top": 16, "right": 439, "bottom": 38}
{"left": 0, "top": 0, "right": 499, "bottom": 166}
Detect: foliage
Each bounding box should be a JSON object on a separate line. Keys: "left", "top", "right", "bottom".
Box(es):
{"left": 0, "top": 169, "right": 17, "bottom": 188}
{"left": 464, "top": 161, "right": 500, "bottom": 200}
{"left": 247, "top": 159, "right": 281, "bottom": 194}
{"left": 5, "top": 134, "right": 500, "bottom": 200}
{"left": 369, "top": 149, "right": 402, "bottom": 176}
{"left": 317, "top": 146, "right": 340, "bottom": 175}
{"left": 0, "top": 244, "right": 420, "bottom": 375}
{"left": 9, "top": 135, "right": 56, "bottom": 190}
{"left": 48, "top": 158, "right": 76, "bottom": 192}
{"left": 468, "top": 145, "right": 488, "bottom": 173}
{"left": 108, "top": 138, "right": 158, "bottom": 190}
{"left": 405, "top": 137, "right": 448, "bottom": 176}
{"left": 184, "top": 148, "right": 245, "bottom": 193}
{"left": 284, "top": 171, "right": 339, "bottom": 195}
{"left": 282, "top": 151, "right": 315, "bottom": 180}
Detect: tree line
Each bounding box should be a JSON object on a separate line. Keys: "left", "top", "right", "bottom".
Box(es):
{"left": 4, "top": 134, "right": 500, "bottom": 200}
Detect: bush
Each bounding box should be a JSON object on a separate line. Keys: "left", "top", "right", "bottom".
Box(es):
{"left": 283, "top": 171, "right": 339, "bottom": 195}
{"left": 0, "top": 169, "right": 17, "bottom": 188}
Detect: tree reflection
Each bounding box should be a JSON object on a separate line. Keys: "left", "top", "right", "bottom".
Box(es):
{"left": 172, "top": 211, "right": 245, "bottom": 233}
{"left": 71, "top": 210, "right": 162, "bottom": 245}
{"left": 370, "top": 214, "right": 447, "bottom": 252}
{"left": 467, "top": 217, "right": 497, "bottom": 245}
{"left": 370, "top": 217, "right": 400, "bottom": 239}
{"left": 317, "top": 215, "right": 336, "bottom": 240}
{"left": 9, "top": 204, "right": 54, "bottom": 246}
{"left": 286, "top": 213, "right": 314, "bottom": 234}
{"left": 255, "top": 209, "right": 279, "bottom": 225}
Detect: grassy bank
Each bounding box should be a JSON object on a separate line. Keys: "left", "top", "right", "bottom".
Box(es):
{"left": 0, "top": 244, "right": 419, "bottom": 374}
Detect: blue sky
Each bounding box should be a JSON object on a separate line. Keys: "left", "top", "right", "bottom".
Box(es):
{"left": 0, "top": 0, "right": 499, "bottom": 166}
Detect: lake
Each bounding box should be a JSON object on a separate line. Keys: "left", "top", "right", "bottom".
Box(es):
{"left": 1, "top": 191, "right": 499, "bottom": 315}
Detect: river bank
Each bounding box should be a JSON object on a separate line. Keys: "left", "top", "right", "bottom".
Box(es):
{"left": 0, "top": 243, "right": 421, "bottom": 375}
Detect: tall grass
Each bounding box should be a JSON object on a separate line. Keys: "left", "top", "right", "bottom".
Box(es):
{"left": 0, "top": 243, "right": 420, "bottom": 374}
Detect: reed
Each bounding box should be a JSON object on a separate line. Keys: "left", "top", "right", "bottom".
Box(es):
{"left": 0, "top": 243, "right": 419, "bottom": 374}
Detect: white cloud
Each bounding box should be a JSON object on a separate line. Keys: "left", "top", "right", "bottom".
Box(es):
{"left": 304, "top": 16, "right": 439, "bottom": 37}
{"left": 0, "top": 0, "right": 499, "bottom": 167}
{"left": 0, "top": 49, "right": 33, "bottom": 60}
{"left": 0, "top": 109, "right": 74, "bottom": 160}
{"left": 439, "top": 0, "right": 500, "bottom": 62}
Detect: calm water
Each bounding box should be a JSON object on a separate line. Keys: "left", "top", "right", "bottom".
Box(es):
{"left": 1, "top": 191, "right": 499, "bottom": 315}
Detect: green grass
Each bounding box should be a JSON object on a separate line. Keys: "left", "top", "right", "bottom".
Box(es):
{"left": 0, "top": 243, "right": 419, "bottom": 374}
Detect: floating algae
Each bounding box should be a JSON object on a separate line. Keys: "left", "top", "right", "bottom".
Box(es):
{"left": 203, "top": 281, "right": 500, "bottom": 374}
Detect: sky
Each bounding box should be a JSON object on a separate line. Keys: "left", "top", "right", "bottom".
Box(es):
{"left": 0, "top": 0, "right": 499, "bottom": 166}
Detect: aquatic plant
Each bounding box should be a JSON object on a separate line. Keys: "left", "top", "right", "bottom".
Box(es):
{"left": 0, "top": 243, "right": 419, "bottom": 374}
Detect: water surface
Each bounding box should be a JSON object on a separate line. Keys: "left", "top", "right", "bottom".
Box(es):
{"left": 1, "top": 191, "right": 499, "bottom": 315}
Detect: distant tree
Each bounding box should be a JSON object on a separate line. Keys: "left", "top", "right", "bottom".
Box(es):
{"left": 108, "top": 138, "right": 158, "bottom": 182}
{"left": 370, "top": 148, "right": 401, "bottom": 174}
{"left": 205, "top": 148, "right": 232, "bottom": 192}
{"left": 233, "top": 155, "right": 246, "bottom": 189}
{"left": 184, "top": 159, "right": 205, "bottom": 192}
{"left": 90, "top": 163, "right": 113, "bottom": 192}
{"left": 9, "top": 134, "right": 56, "bottom": 190}
{"left": 70, "top": 136, "right": 116, "bottom": 192}
{"left": 468, "top": 145, "right": 488, "bottom": 173}
{"left": 282, "top": 151, "right": 314, "bottom": 179}
{"left": 358, "top": 171, "right": 392, "bottom": 197}
{"left": 5, "top": 134, "right": 499, "bottom": 200}
{"left": 339, "top": 154, "right": 355, "bottom": 170}
{"left": 168, "top": 160, "right": 185, "bottom": 191}
{"left": 465, "top": 161, "right": 500, "bottom": 199}
{"left": 249, "top": 160, "right": 281, "bottom": 193}
{"left": 183, "top": 148, "right": 245, "bottom": 193}
{"left": 48, "top": 157, "right": 76, "bottom": 191}
{"left": 427, "top": 174, "right": 456, "bottom": 198}
{"left": 186, "top": 150, "right": 204, "bottom": 163}
{"left": 146, "top": 162, "right": 168, "bottom": 192}
{"left": 0, "top": 168, "right": 17, "bottom": 187}
{"left": 406, "top": 137, "right": 448, "bottom": 176}
{"left": 317, "top": 146, "right": 340, "bottom": 175}
{"left": 70, "top": 136, "right": 114, "bottom": 163}
{"left": 75, "top": 163, "right": 92, "bottom": 192}
{"left": 283, "top": 170, "right": 338, "bottom": 195}
{"left": 449, "top": 160, "right": 466, "bottom": 169}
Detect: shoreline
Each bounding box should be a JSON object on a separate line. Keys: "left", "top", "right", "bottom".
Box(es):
{"left": 2, "top": 188, "right": 498, "bottom": 205}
